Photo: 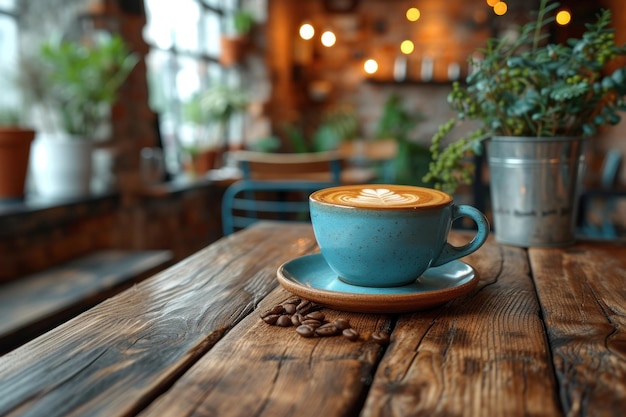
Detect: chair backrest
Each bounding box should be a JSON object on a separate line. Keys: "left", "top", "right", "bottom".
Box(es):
{"left": 233, "top": 150, "right": 343, "bottom": 181}
{"left": 221, "top": 151, "right": 344, "bottom": 235}
{"left": 600, "top": 148, "right": 622, "bottom": 189}
{"left": 338, "top": 139, "right": 398, "bottom": 182}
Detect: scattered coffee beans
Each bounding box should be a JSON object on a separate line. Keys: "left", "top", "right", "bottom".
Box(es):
{"left": 260, "top": 297, "right": 360, "bottom": 341}
{"left": 370, "top": 331, "right": 390, "bottom": 345}
{"left": 342, "top": 328, "right": 359, "bottom": 341}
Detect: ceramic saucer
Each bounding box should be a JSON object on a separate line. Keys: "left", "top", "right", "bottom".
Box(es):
{"left": 277, "top": 253, "right": 478, "bottom": 313}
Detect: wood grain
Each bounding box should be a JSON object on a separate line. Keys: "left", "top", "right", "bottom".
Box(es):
{"left": 529, "top": 241, "right": 626, "bottom": 417}
{"left": 138, "top": 287, "right": 393, "bottom": 417}
{"left": 0, "top": 223, "right": 317, "bottom": 417}
{"left": 0, "top": 250, "right": 173, "bottom": 353}
{"left": 362, "top": 235, "right": 562, "bottom": 417}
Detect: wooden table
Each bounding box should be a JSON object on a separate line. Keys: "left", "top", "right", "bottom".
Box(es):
{"left": 1, "top": 222, "right": 625, "bottom": 417}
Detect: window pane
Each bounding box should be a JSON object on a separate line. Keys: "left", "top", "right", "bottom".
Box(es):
{"left": 0, "top": 14, "right": 19, "bottom": 109}
{"left": 202, "top": 11, "right": 220, "bottom": 56}
{"left": 0, "top": 0, "right": 16, "bottom": 10}
{"left": 144, "top": 0, "right": 202, "bottom": 52}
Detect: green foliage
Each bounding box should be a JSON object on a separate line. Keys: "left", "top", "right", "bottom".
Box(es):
{"left": 312, "top": 105, "right": 359, "bottom": 151}
{"left": 375, "top": 93, "right": 428, "bottom": 185}
{"left": 284, "top": 105, "right": 359, "bottom": 153}
{"left": 375, "top": 93, "right": 424, "bottom": 142}
{"left": 39, "top": 33, "right": 139, "bottom": 137}
{"left": 233, "top": 10, "right": 255, "bottom": 35}
{"left": 0, "top": 108, "right": 22, "bottom": 126}
{"left": 424, "top": 0, "right": 626, "bottom": 193}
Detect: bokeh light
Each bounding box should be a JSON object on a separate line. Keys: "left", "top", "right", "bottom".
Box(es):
{"left": 556, "top": 10, "right": 571, "bottom": 25}
{"left": 400, "top": 40, "right": 414, "bottom": 55}
{"left": 406, "top": 8, "right": 421, "bottom": 22}
{"left": 321, "top": 31, "right": 336, "bottom": 47}
{"left": 364, "top": 59, "right": 378, "bottom": 74}
{"left": 493, "top": 1, "right": 508, "bottom": 15}
{"left": 299, "top": 23, "right": 314, "bottom": 40}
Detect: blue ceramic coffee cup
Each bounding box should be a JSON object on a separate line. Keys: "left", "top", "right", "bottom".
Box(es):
{"left": 309, "top": 184, "right": 489, "bottom": 287}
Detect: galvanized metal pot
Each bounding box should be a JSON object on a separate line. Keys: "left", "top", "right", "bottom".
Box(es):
{"left": 486, "top": 136, "right": 586, "bottom": 247}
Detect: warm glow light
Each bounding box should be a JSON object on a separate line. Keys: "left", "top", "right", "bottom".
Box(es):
{"left": 556, "top": 10, "right": 571, "bottom": 25}
{"left": 406, "top": 8, "right": 420, "bottom": 21}
{"left": 493, "top": 1, "right": 507, "bottom": 15}
{"left": 299, "top": 23, "right": 315, "bottom": 40}
{"left": 486, "top": 0, "right": 498, "bottom": 6}
{"left": 364, "top": 59, "right": 378, "bottom": 74}
{"left": 321, "top": 30, "right": 336, "bottom": 47}
{"left": 400, "top": 40, "right": 414, "bottom": 55}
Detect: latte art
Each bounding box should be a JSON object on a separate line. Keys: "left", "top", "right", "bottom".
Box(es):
{"left": 344, "top": 188, "right": 420, "bottom": 206}
{"left": 311, "top": 184, "right": 452, "bottom": 209}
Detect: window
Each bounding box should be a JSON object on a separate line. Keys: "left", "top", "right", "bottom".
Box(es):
{"left": 0, "top": 0, "right": 19, "bottom": 113}
{"left": 143, "top": 0, "right": 244, "bottom": 175}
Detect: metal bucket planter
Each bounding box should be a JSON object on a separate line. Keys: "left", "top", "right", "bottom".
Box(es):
{"left": 486, "top": 136, "right": 586, "bottom": 247}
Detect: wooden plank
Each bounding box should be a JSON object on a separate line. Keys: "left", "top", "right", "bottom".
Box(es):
{"left": 361, "top": 235, "right": 562, "bottom": 417}
{"left": 138, "top": 287, "right": 393, "bottom": 417}
{"left": 0, "top": 223, "right": 317, "bottom": 417}
{"left": 0, "top": 250, "right": 174, "bottom": 353}
{"left": 529, "top": 241, "right": 626, "bottom": 417}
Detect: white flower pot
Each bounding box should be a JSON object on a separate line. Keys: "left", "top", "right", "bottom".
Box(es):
{"left": 31, "top": 133, "right": 94, "bottom": 199}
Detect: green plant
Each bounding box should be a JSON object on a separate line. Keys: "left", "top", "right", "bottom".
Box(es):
{"left": 37, "top": 33, "right": 139, "bottom": 138}
{"left": 374, "top": 94, "right": 428, "bottom": 185}
{"left": 424, "top": 0, "right": 626, "bottom": 193}
{"left": 233, "top": 10, "right": 255, "bottom": 35}
{"left": 0, "top": 108, "right": 22, "bottom": 127}
{"left": 180, "top": 83, "right": 249, "bottom": 152}
{"left": 282, "top": 105, "right": 359, "bottom": 153}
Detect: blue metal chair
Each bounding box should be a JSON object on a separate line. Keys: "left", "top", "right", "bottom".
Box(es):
{"left": 578, "top": 148, "right": 624, "bottom": 239}
{"left": 221, "top": 151, "right": 343, "bottom": 235}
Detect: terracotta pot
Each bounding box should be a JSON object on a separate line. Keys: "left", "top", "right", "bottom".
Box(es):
{"left": 0, "top": 127, "right": 36, "bottom": 200}
{"left": 184, "top": 149, "right": 219, "bottom": 177}
{"left": 219, "top": 35, "right": 248, "bottom": 67}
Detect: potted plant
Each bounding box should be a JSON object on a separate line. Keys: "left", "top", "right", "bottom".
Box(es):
{"left": 0, "top": 108, "right": 36, "bottom": 201}
{"left": 26, "top": 33, "right": 138, "bottom": 199}
{"left": 220, "top": 10, "right": 255, "bottom": 67}
{"left": 180, "top": 83, "right": 249, "bottom": 176}
{"left": 423, "top": 0, "right": 626, "bottom": 247}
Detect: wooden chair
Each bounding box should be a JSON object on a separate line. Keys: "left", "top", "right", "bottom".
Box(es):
{"left": 221, "top": 151, "right": 344, "bottom": 235}
{"left": 338, "top": 139, "right": 399, "bottom": 183}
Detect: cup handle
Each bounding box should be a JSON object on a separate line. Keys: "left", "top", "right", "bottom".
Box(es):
{"left": 431, "top": 204, "right": 490, "bottom": 267}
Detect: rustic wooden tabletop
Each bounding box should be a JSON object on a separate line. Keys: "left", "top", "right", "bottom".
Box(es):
{"left": 0, "top": 222, "right": 624, "bottom": 417}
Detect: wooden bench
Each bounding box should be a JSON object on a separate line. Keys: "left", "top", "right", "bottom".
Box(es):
{"left": 0, "top": 249, "right": 173, "bottom": 354}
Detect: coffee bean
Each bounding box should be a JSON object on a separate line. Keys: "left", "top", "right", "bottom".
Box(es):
{"left": 276, "top": 315, "right": 293, "bottom": 327}
{"left": 283, "top": 303, "right": 297, "bottom": 314}
{"left": 315, "top": 323, "right": 340, "bottom": 337}
{"left": 262, "top": 314, "right": 280, "bottom": 325}
{"left": 305, "top": 311, "right": 325, "bottom": 322}
{"left": 291, "top": 313, "right": 303, "bottom": 326}
{"left": 296, "top": 325, "right": 316, "bottom": 338}
{"left": 371, "top": 331, "right": 390, "bottom": 345}
{"left": 342, "top": 328, "right": 359, "bottom": 341}
{"left": 301, "top": 319, "right": 322, "bottom": 328}
{"left": 333, "top": 318, "right": 351, "bottom": 330}
{"left": 262, "top": 305, "right": 284, "bottom": 317}
{"left": 296, "top": 300, "right": 311, "bottom": 311}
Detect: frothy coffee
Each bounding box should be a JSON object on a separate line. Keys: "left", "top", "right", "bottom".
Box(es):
{"left": 311, "top": 185, "right": 452, "bottom": 209}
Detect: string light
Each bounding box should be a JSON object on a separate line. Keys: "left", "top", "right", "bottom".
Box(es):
{"left": 493, "top": 1, "right": 507, "bottom": 15}
{"left": 556, "top": 10, "right": 571, "bottom": 25}
{"left": 400, "top": 40, "right": 414, "bottom": 55}
{"left": 299, "top": 23, "right": 314, "bottom": 40}
{"left": 406, "top": 8, "right": 420, "bottom": 22}
{"left": 364, "top": 59, "right": 378, "bottom": 74}
{"left": 321, "top": 30, "right": 336, "bottom": 47}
